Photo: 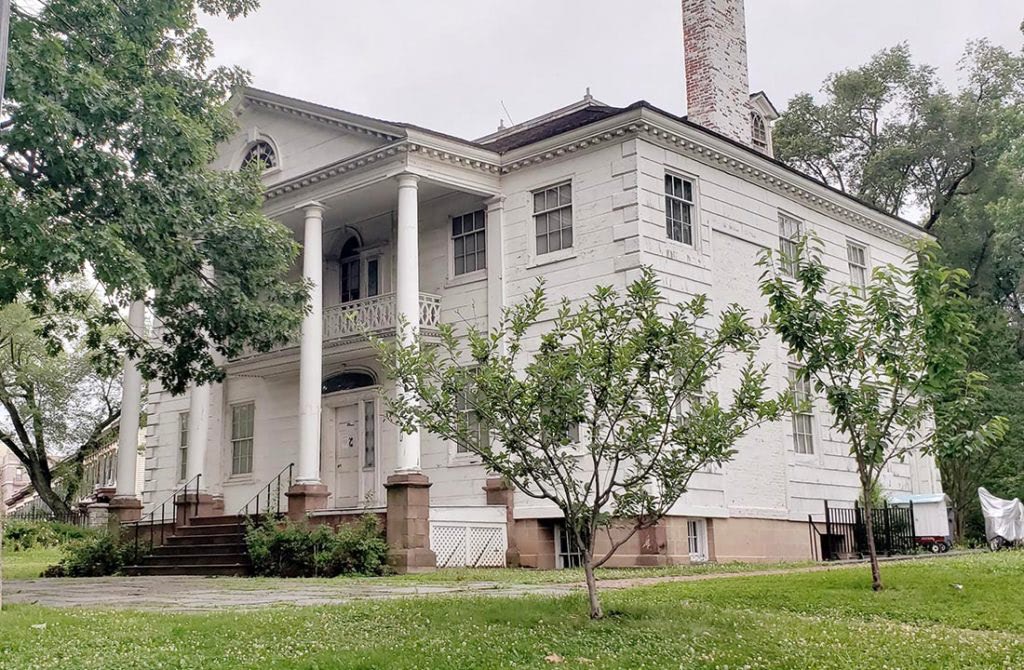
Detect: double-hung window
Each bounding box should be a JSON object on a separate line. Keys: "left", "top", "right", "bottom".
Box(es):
{"left": 665, "top": 174, "right": 695, "bottom": 245}
{"left": 455, "top": 383, "right": 489, "bottom": 454}
{"left": 778, "top": 213, "right": 803, "bottom": 277}
{"left": 452, "top": 210, "right": 486, "bottom": 276}
{"left": 788, "top": 366, "right": 815, "bottom": 455}
{"left": 178, "top": 411, "right": 190, "bottom": 481}
{"left": 230, "top": 402, "right": 255, "bottom": 475}
{"left": 533, "top": 183, "right": 573, "bottom": 255}
{"left": 847, "top": 241, "right": 868, "bottom": 294}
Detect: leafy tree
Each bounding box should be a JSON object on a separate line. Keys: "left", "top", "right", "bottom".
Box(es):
{"left": 773, "top": 28, "right": 1024, "bottom": 541}
{"left": 759, "top": 239, "right": 1006, "bottom": 590}
{"left": 1, "top": 0, "right": 307, "bottom": 396}
{"left": 376, "top": 269, "right": 788, "bottom": 619}
{"left": 0, "top": 302, "right": 121, "bottom": 515}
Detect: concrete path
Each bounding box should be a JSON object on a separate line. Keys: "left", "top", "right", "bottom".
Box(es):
{"left": 3, "top": 553, "right": 969, "bottom": 612}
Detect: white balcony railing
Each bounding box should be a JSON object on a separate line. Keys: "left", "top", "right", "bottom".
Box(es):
{"left": 323, "top": 292, "right": 442, "bottom": 343}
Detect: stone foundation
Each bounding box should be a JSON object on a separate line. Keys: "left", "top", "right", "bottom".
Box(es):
{"left": 285, "top": 483, "right": 330, "bottom": 522}
{"left": 384, "top": 473, "right": 436, "bottom": 573}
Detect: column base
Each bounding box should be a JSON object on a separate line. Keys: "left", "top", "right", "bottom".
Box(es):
{"left": 385, "top": 472, "right": 436, "bottom": 573}
{"left": 175, "top": 493, "right": 224, "bottom": 526}
{"left": 285, "top": 483, "right": 330, "bottom": 522}
{"left": 107, "top": 496, "right": 142, "bottom": 535}
{"left": 483, "top": 476, "right": 520, "bottom": 567}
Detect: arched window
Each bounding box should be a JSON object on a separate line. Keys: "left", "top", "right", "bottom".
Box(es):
{"left": 241, "top": 140, "right": 277, "bottom": 170}
{"left": 322, "top": 371, "right": 377, "bottom": 394}
{"left": 750, "top": 112, "right": 768, "bottom": 151}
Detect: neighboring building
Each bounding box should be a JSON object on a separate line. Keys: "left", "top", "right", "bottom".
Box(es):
{"left": 1, "top": 445, "right": 31, "bottom": 507}
{"left": 140, "top": 0, "right": 942, "bottom": 569}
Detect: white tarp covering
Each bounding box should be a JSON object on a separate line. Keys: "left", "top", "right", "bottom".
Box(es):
{"left": 978, "top": 487, "right": 1024, "bottom": 543}
{"left": 888, "top": 493, "right": 950, "bottom": 537}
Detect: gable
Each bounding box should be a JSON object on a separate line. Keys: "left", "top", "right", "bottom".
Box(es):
{"left": 213, "top": 104, "right": 395, "bottom": 184}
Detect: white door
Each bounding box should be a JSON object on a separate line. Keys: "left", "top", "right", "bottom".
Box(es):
{"left": 333, "top": 403, "right": 360, "bottom": 508}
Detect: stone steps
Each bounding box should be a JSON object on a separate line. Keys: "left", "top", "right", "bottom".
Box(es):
{"left": 127, "top": 514, "right": 253, "bottom": 577}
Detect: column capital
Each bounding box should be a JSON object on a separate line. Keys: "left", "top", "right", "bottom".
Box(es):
{"left": 300, "top": 201, "right": 325, "bottom": 216}
{"left": 484, "top": 194, "right": 506, "bottom": 210}
{"left": 396, "top": 173, "right": 420, "bottom": 189}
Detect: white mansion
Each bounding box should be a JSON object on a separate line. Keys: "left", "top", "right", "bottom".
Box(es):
{"left": 125, "top": 0, "right": 943, "bottom": 570}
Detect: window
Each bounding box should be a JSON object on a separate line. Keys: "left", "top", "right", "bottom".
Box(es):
{"left": 241, "top": 141, "right": 276, "bottom": 170}
{"left": 455, "top": 381, "right": 489, "bottom": 454}
{"left": 230, "top": 403, "right": 255, "bottom": 475}
{"left": 788, "top": 366, "right": 815, "bottom": 455}
{"left": 452, "top": 210, "right": 486, "bottom": 276}
{"left": 847, "top": 241, "right": 868, "bottom": 293}
{"left": 533, "top": 183, "right": 573, "bottom": 255}
{"left": 751, "top": 112, "right": 768, "bottom": 151}
{"left": 366, "top": 258, "right": 380, "bottom": 297}
{"left": 556, "top": 525, "right": 584, "bottom": 568}
{"left": 178, "top": 411, "right": 190, "bottom": 482}
{"left": 778, "top": 213, "right": 803, "bottom": 277}
{"left": 363, "top": 400, "right": 376, "bottom": 468}
{"left": 665, "top": 174, "right": 695, "bottom": 245}
{"left": 687, "top": 519, "right": 708, "bottom": 562}
{"left": 322, "top": 371, "right": 377, "bottom": 395}
{"left": 340, "top": 237, "right": 361, "bottom": 303}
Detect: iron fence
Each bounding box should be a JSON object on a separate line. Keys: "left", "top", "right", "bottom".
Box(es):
{"left": 813, "top": 500, "right": 917, "bottom": 560}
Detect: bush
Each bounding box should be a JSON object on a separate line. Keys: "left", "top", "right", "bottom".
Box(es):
{"left": 3, "top": 519, "right": 93, "bottom": 552}
{"left": 245, "top": 515, "right": 389, "bottom": 578}
{"left": 42, "top": 532, "right": 143, "bottom": 577}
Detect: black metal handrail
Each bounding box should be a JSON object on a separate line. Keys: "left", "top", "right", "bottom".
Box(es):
{"left": 238, "top": 463, "right": 294, "bottom": 520}
{"left": 133, "top": 473, "right": 201, "bottom": 554}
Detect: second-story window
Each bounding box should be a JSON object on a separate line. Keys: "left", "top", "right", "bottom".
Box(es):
{"left": 788, "top": 365, "right": 815, "bottom": 455}
{"left": 665, "top": 173, "right": 695, "bottom": 245}
{"left": 778, "top": 213, "right": 803, "bottom": 277}
{"left": 751, "top": 112, "right": 768, "bottom": 152}
{"left": 452, "top": 210, "right": 486, "bottom": 276}
{"left": 534, "top": 183, "right": 573, "bottom": 255}
{"left": 847, "top": 241, "right": 868, "bottom": 294}
{"left": 178, "top": 411, "right": 190, "bottom": 482}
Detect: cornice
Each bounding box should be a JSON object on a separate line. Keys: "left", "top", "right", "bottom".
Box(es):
{"left": 242, "top": 95, "right": 402, "bottom": 143}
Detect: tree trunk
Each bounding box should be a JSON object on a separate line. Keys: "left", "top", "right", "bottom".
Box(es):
{"left": 583, "top": 557, "right": 603, "bottom": 620}
{"left": 26, "top": 465, "right": 73, "bottom": 517}
{"left": 860, "top": 484, "right": 884, "bottom": 591}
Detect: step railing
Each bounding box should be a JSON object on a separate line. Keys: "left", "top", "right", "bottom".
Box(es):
{"left": 133, "top": 474, "right": 201, "bottom": 554}
{"left": 238, "top": 463, "right": 294, "bottom": 520}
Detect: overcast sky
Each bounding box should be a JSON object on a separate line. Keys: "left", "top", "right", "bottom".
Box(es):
{"left": 202, "top": 1, "right": 1023, "bottom": 141}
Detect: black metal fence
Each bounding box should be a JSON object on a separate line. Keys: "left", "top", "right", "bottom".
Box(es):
{"left": 4, "top": 507, "right": 88, "bottom": 527}
{"left": 810, "top": 500, "right": 917, "bottom": 561}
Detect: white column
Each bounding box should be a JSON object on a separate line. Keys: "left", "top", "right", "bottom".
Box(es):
{"left": 297, "top": 202, "right": 325, "bottom": 484}
{"left": 395, "top": 173, "right": 421, "bottom": 473}
{"left": 485, "top": 195, "right": 506, "bottom": 344}
{"left": 115, "top": 300, "right": 146, "bottom": 498}
{"left": 186, "top": 382, "right": 209, "bottom": 484}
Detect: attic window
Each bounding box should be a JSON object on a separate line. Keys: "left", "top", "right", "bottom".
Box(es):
{"left": 750, "top": 112, "right": 768, "bottom": 151}
{"left": 241, "top": 140, "right": 277, "bottom": 170}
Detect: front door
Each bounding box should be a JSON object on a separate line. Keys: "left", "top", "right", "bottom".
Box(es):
{"left": 327, "top": 393, "right": 381, "bottom": 509}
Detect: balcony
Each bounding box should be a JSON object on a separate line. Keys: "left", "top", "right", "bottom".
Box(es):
{"left": 230, "top": 292, "right": 442, "bottom": 368}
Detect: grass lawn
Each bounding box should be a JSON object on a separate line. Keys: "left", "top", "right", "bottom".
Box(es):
{"left": 1, "top": 547, "right": 61, "bottom": 581}
{"left": 2, "top": 553, "right": 1022, "bottom": 669}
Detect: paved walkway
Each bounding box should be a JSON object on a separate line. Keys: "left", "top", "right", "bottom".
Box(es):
{"left": 3, "top": 553, "right": 969, "bottom": 611}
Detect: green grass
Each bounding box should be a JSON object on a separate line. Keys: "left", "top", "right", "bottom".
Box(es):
{"left": 2, "top": 553, "right": 1023, "bottom": 669}
{"left": 1, "top": 546, "right": 60, "bottom": 581}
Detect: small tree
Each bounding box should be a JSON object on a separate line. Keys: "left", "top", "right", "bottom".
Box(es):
{"left": 377, "top": 269, "right": 787, "bottom": 619}
{"left": 759, "top": 239, "right": 1006, "bottom": 590}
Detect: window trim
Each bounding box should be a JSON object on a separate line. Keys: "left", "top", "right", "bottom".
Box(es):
{"left": 664, "top": 172, "right": 697, "bottom": 247}
{"left": 229, "top": 401, "right": 256, "bottom": 478}
{"left": 529, "top": 180, "right": 576, "bottom": 266}
{"left": 449, "top": 208, "right": 488, "bottom": 282}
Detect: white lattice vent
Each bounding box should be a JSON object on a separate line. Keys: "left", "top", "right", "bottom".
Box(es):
{"left": 431, "top": 522, "right": 507, "bottom": 568}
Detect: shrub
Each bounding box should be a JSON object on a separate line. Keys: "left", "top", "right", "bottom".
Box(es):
{"left": 42, "top": 532, "right": 143, "bottom": 577}
{"left": 3, "top": 519, "right": 93, "bottom": 552}
{"left": 245, "top": 515, "right": 389, "bottom": 578}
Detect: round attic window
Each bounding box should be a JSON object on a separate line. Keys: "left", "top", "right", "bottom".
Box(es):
{"left": 241, "top": 140, "right": 277, "bottom": 170}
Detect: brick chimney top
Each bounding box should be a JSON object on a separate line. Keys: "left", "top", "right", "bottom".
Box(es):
{"left": 682, "top": 0, "right": 752, "bottom": 146}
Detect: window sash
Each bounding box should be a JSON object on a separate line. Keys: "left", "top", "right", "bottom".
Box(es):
{"left": 778, "top": 214, "right": 803, "bottom": 276}
{"left": 847, "top": 242, "right": 868, "bottom": 291}
{"left": 665, "top": 174, "right": 695, "bottom": 245}
{"left": 178, "top": 412, "right": 190, "bottom": 482}
{"left": 788, "top": 367, "right": 815, "bottom": 454}
{"left": 534, "top": 184, "right": 573, "bottom": 255}
{"left": 231, "top": 403, "right": 255, "bottom": 475}
{"left": 452, "top": 210, "right": 487, "bottom": 276}
{"left": 455, "top": 387, "right": 488, "bottom": 454}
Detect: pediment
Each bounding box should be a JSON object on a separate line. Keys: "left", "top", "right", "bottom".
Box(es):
{"left": 213, "top": 88, "right": 404, "bottom": 184}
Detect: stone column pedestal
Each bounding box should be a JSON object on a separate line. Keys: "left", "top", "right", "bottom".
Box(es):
{"left": 174, "top": 493, "right": 223, "bottom": 526}
{"left": 385, "top": 472, "right": 436, "bottom": 573}
{"left": 483, "top": 476, "right": 520, "bottom": 567}
{"left": 636, "top": 524, "right": 670, "bottom": 567}
{"left": 107, "top": 496, "right": 142, "bottom": 536}
{"left": 285, "top": 483, "right": 330, "bottom": 522}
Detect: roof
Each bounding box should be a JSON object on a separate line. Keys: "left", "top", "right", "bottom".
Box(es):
{"left": 480, "top": 105, "right": 626, "bottom": 152}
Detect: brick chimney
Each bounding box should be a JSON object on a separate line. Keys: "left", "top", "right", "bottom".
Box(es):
{"left": 682, "top": 0, "right": 751, "bottom": 145}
